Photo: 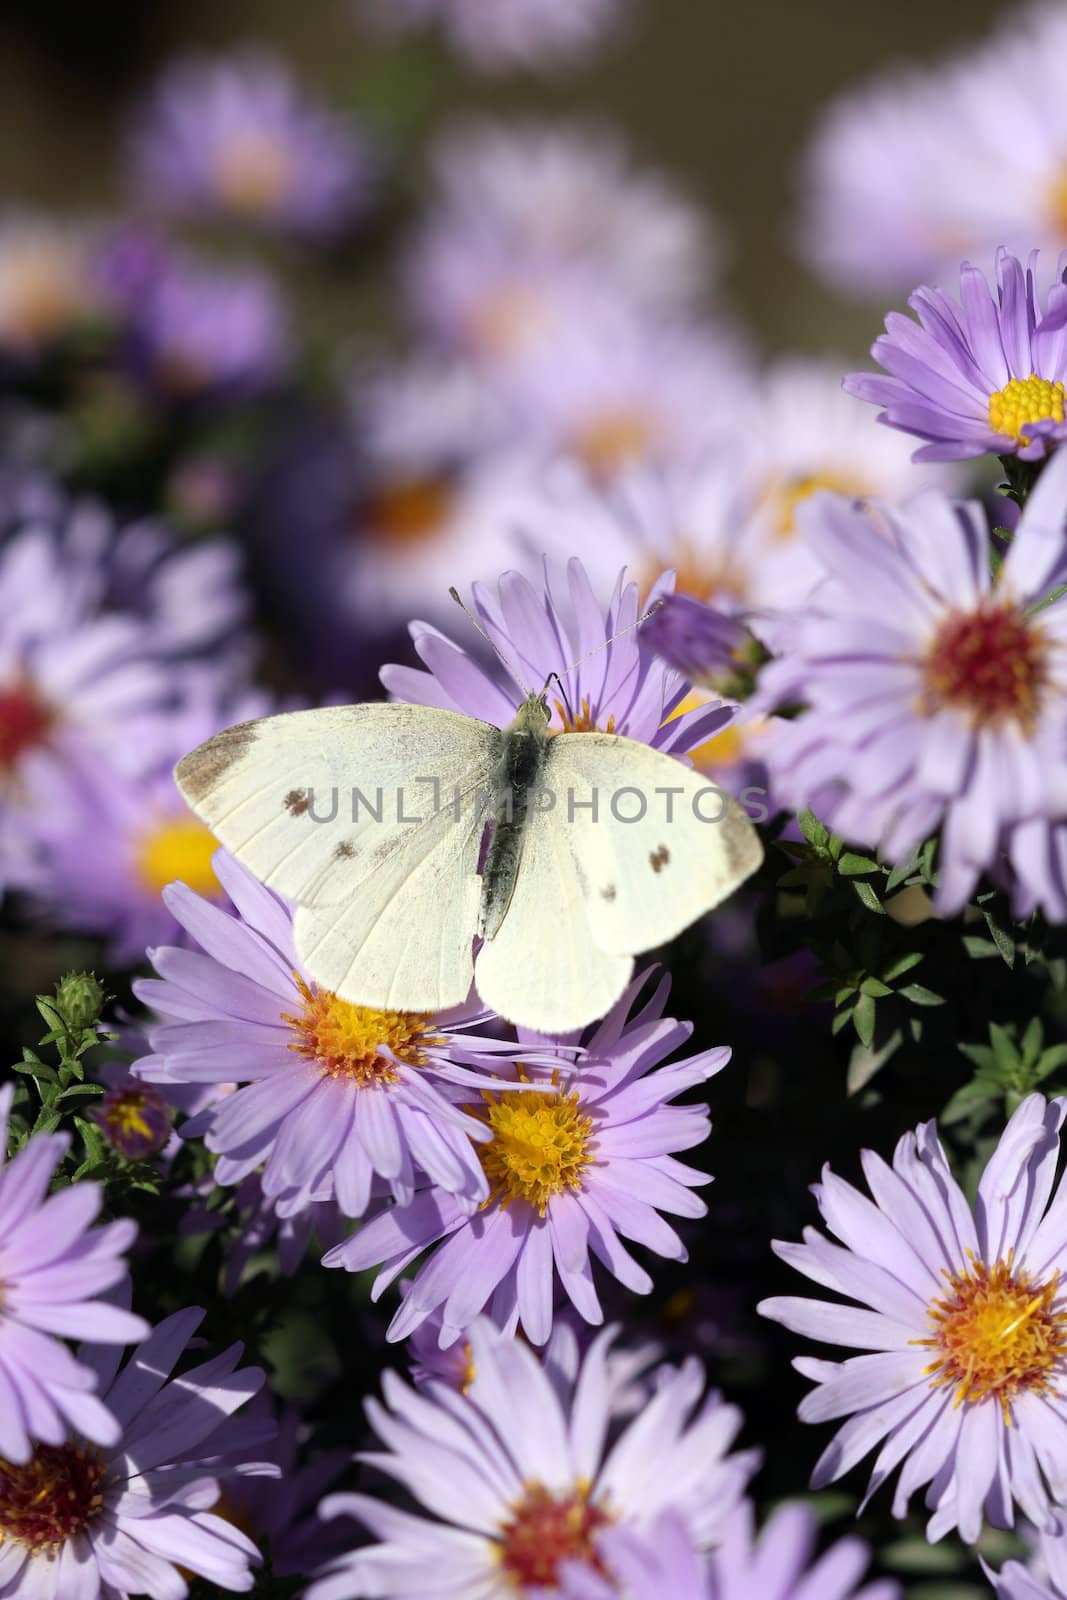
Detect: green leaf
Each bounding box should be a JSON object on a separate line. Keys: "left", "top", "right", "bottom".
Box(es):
{"left": 837, "top": 851, "right": 881, "bottom": 876}
{"left": 941, "top": 1079, "right": 999, "bottom": 1125}
{"left": 796, "top": 809, "right": 829, "bottom": 849}
{"left": 859, "top": 977, "right": 893, "bottom": 998}
{"left": 853, "top": 992, "right": 877, "bottom": 1047}
{"left": 899, "top": 983, "right": 946, "bottom": 1007}
{"left": 880, "top": 951, "right": 924, "bottom": 982}
{"left": 851, "top": 880, "right": 885, "bottom": 915}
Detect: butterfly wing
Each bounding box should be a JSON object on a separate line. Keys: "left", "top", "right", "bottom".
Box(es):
{"left": 473, "top": 785, "right": 634, "bottom": 1033}
{"left": 474, "top": 731, "right": 762, "bottom": 1032}
{"left": 176, "top": 703, "right": 502, "bottom": 1011}
{"left": 543, "top": 731, "right": 763, "bottom": 956}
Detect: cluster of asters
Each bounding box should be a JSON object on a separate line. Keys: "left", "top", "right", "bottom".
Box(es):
{"left": 8, "top": 4, "right": 1067, "bottom": 1599}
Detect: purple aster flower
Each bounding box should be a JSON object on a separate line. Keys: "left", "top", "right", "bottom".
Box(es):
{"left": 498, "top": 300, "right": 748, "bottom": 479}
{"left": 989, "top": 1525, "right": 1067, "bottom": 1598}
{"left": 128, "top": 50, "right": 372, "bottom": 236}
{"left": 341, "top": 355, "right": 532, "bottom": 624}
{"left": 0, "top": 212, "right": 112, "bottom": 361}
{"left": 557, "top": 1503, "right": 899, "bottom": 1600}
{"left": 212, "top": 1392, "right": 354, "bottom": 1578}
{"left": 0, "top": 1084, "right": 148, "bottom": 1465}
{"left": 326, "top": 970, "right": 728, "bottom": 1346}
{"left": 177, "top": 1171, "right": 346, "bottom": 1297}
{"left": 383, "top": 557, "right": 735, "bottom": 754}
{"left": 0, "top": 524, "right": 167, "bottom": 896}
{"left": 403, "top": 119, "right": 713, "bottom": 352}
{"left": 797, "top": 5, "right": 1067, "bottom": 298}
{"left": 366, "top": 0, "right": 629, "bottom": 73}
{"left": 306, "top": 1318, "right": 757, "bottom": 1600}
{"left": 2, "top": 473, "right": 249, "bottom": 657}
{"left": 845, "top": 249, "right": 1067, "bottom": 462}
{"left": 27, "top": 675, "right": 272, "bottom": 962}
{"left": 124, "top": 248, "right": 290, "bottom": 400}
{"left": 133, "top": 849, "right": 533, "bottom": 1220}
{"left": 759, "top": 448, "right": 1067, "bottom": 917}
{"left": 93, "top": 1075, "right": 172, "bottom": 1160}
{"left": 0, "top": 1304, "right": 275, "bottom": 1596}
{"left": 404, "top": 1290, "right": 660, "bottom": 1417}
{"left": 758, "top": 1092, "right": 1067, "bottom": 1544}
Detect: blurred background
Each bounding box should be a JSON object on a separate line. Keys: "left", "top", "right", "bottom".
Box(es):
{"left": 0, "top": 0, "right": 1008, "bottom": 349}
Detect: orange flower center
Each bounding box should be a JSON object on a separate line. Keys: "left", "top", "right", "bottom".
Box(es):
{"left": 916, "top": 1254, "right": 1067, "bottom": 1421}
{"left": 360, "top": 474, "right": 455, "bottom": 547}
{"left": 920, "top": 602, "right": 1049, "bottom": 730}
{"left": 284, "top": 975, "right": 435, "bottom": 1085}
{"left": 0, "top": 1445, "right": 107, "bottom": 1551}
{"left": 498, "top": 1482, "right": 613, "bottom": 1590}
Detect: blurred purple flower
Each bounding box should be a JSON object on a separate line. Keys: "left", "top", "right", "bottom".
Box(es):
{"left": 0, "top": 1084, "right": 148, "bottom": 1465}
{"left": 128, "top": 51, "right": 372, "bottom": 236}
{"left": 404, "top": 118, "right": 713, "bottom": 355}
{"left": 846, "top": 249, "right": 1067, "bottom": 462}
{"left": 797, "top": 4, "right": 1067, "bottom": 297}
{"left": 0, "top": 1305, "right": 275, "bottom": 1596}
{"left": 124, "top": 249, "right": 290, "bottom": 400}
{"left": 306, "top": 1320, "right": 756, "bottom": 1600}
{"left": 26, "top": 676, "right": 272, "bottom": 962}
{"left": 367, "top": 0, "right": 629, "bottom": 73}
{"left": 557, "top": 1503, "right": 898, "bottom": 1600}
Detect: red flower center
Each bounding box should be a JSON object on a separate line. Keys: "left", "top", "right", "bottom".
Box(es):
{"left": 920, "top": 602, "right": 1049, "bottom": 729}
{"left": 498, "top": 1483, "right": 613, "bottom": 1589}
{"left": 0, "top": 682, "right": 54, "bottom": 773}
{"left": 0, "top": 1445, "right": 107, "bottom": 1549}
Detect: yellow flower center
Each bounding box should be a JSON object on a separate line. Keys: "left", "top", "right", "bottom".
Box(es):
{"left": 0, "top": 243, "right": 89, "bottom": 347}
{"left": 639, "top": 538, "right": 750, "bottom": 609}
{"left": 666, "top": 692, "right": 753, "bottom": 769}
{"left": 765, "top": 469, "right": 871, "bottom": 539}
{"left": 284, "top": 974, "right": 436, "bottom": 1085}
{"left": 478, "top": 1079, "right": 593, "bottom": 1215}
{"left": 573, "top": 409, "right": 656, "bottom": 480}
{"left": 360, "top": 474, "right": 455, "bottom": 547}
{"left": 135, "top": 813, "right": 221, "bottom": 897}
{"left": 0, "top": 1445, "right": 106, "bottom": 1551}
{"left": 212, "top": 135, "right": 295, "bottom": 216}
{"left": 552, "top": 695, "right": 615, "bottom": 735}
{"left": 988, "top": 374, "right": 1066, "bottom": 444}
{"left": 916, "top": 1253, "right": 1067, "bottom": 1421}
{"left": 99, "top": 1085, "right": 169, "bottom": 1159}
{"left": 498, "top": 1482, "right": 613, "bottom": 1590}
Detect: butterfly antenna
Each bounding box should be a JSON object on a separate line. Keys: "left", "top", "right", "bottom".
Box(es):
{"left": 550, "top": 597, "right": 664, "bottom": 687}
{"left": 448, "top": 586, "right": 532, "bottom": 697}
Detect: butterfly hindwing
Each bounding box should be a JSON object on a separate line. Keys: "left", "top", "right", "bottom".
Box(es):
{"left": 540, "top": 731, "right": 763, "bottom": 956}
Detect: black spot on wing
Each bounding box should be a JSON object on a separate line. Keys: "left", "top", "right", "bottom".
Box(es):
{"left": 284, "top": 788, "right": 310, "bottom": 816}
{"left": 334, "top": 840, "right": 355, "bottom": 860}
{"left": 600, "top": 884, "right": 617, "bottom": 902}
{"left": 650, "top": 845, "right": 670, "bottom": 873}
{"left": 175, "top": 720, "right": 259, "bottom": 806}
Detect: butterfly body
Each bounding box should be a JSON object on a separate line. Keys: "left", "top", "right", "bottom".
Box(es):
{"left": 479, "top": 691, "right": 551, "bottom": 941}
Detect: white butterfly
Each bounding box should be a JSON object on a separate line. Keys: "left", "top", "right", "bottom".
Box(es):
{"left": 175, "top": 652, "right": 762, "bottom": 1033}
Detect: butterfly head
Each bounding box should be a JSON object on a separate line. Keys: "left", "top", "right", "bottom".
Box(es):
{"left": 511, "top": 689, "right": 552, "bottom": 734}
